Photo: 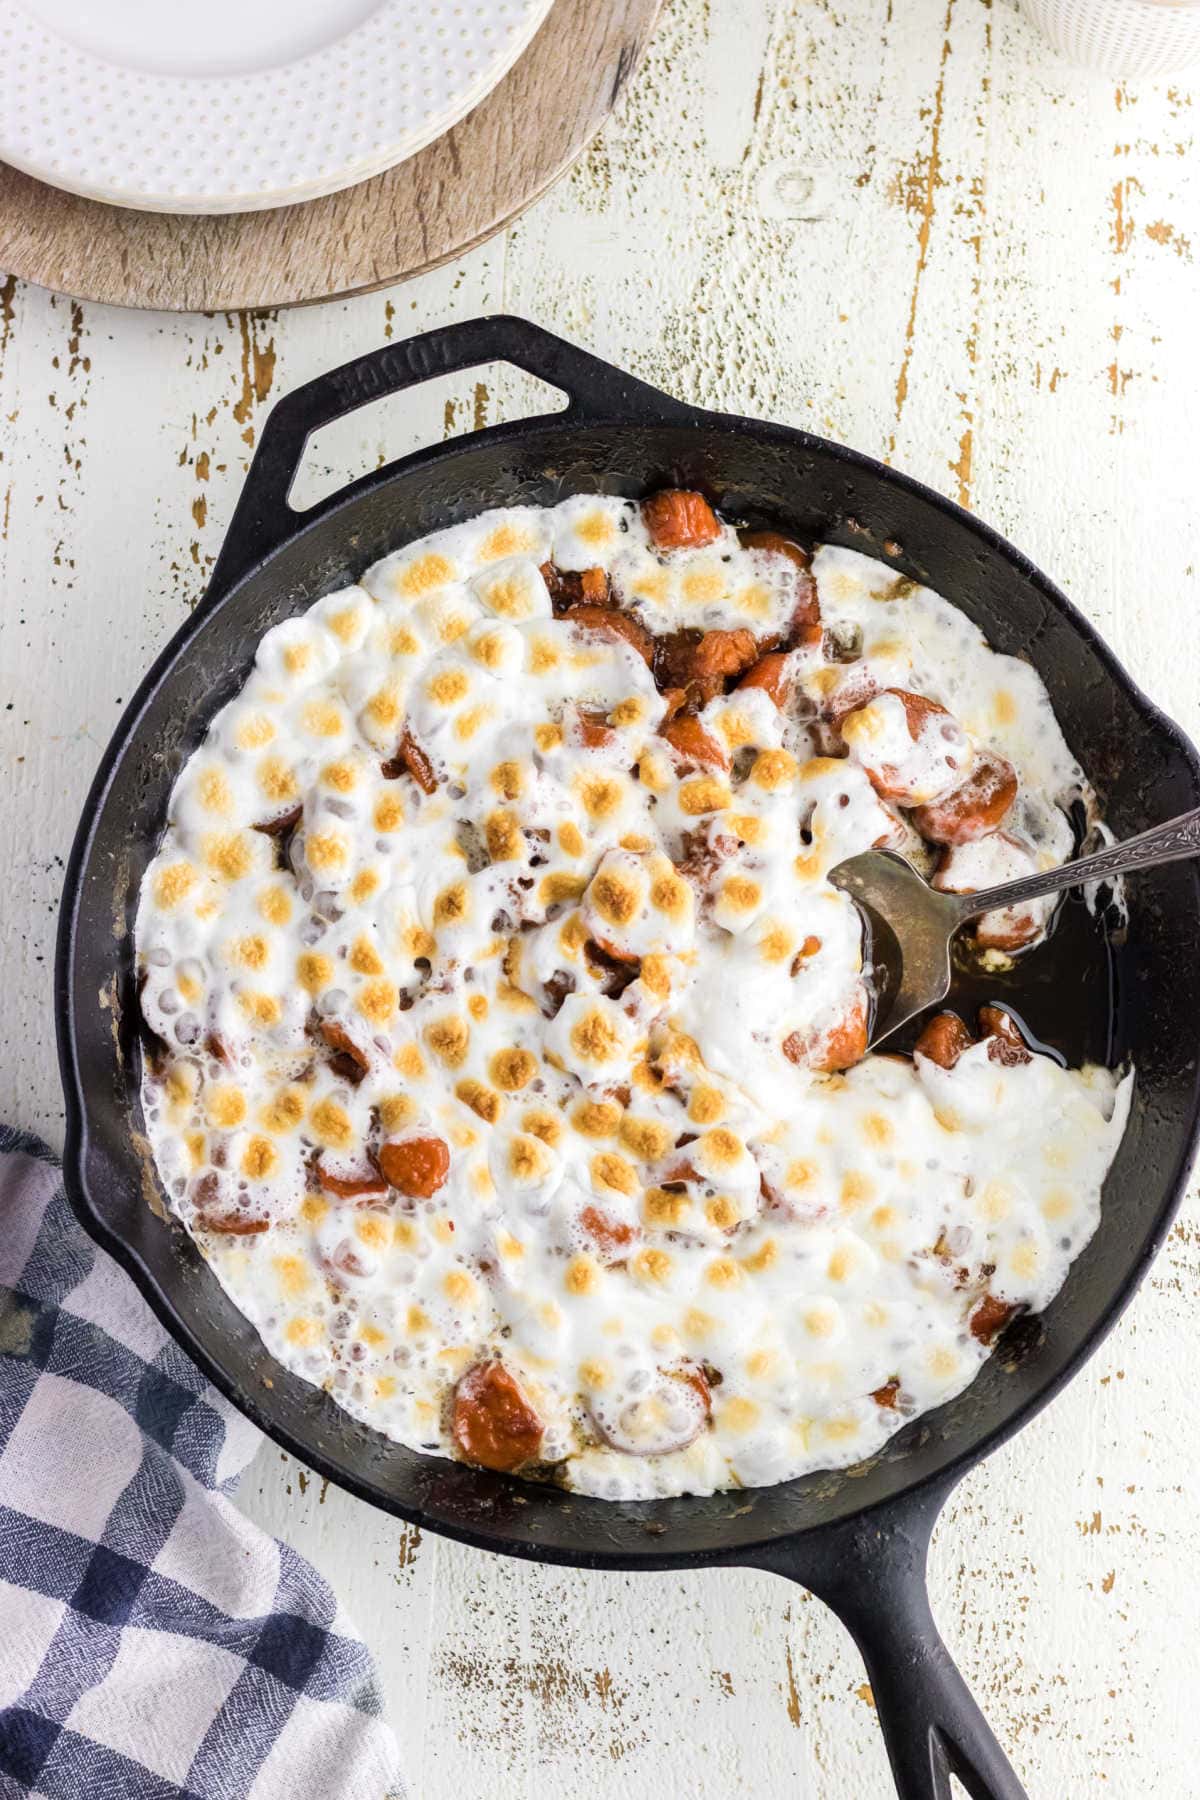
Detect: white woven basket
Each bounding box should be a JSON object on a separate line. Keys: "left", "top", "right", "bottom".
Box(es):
{"left": 1020, "top": 0, "right": 1200, "bottom": 75}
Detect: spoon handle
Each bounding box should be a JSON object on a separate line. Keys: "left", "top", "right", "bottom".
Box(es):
{"left": 956, "top": 804, "right": 1200, "bottom": 920}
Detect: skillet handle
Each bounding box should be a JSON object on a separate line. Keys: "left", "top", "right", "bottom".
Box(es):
{"left": 747, "top": 1477, "right": 1028, "bottom": 1800}
{"left": 207, "top": 316, "right": 696, "bottom": 600}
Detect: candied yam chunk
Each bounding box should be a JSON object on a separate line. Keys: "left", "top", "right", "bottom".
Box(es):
{"left": 197, "top": 1206, "right": 269, "bottom": 1236}
{"left": 933, "top": 831, "right": 1048, "bottom": 953}
{"left": 589, "top": 1362, "right": 712, "bottom": 1456}
{"left": 382, "top": 731, "right": 437, "bottom": 794}
{"left": 738, "top": 528, "right": 811, "bottom": 571}
{"left": 653, "top": 637, "right": 720, "bottom": 711}
{"left": 783, "top": 986, "right": 869, "bottom": 1073}
{"left": 317, "top": 1161, "right": 388, "bottom": 1201}
{"left": 969, "top": 1293, "right": 1018, "bottom": 1344}
{"left": 975, "top": 907, "right": 1043, "bottom": 953}
{"left": 252, "top": 802, "right": 302, "bottom": 838}
{"left": 660, "top": 715, "right": 730, "bottom": 771}
{"left": 653, "top": 628, "right": 760, "bottom": 710}
{"left": 206, "top": 1030, "right": 236, "bottom": 1068}
{"left": 979, "top": 1005, "right": 1033, "bottom": 1066}
{"left": 570, "top": 706, "right": 618, "bottom": 751}
{"left": 737, "top": 651, "right": 795, "bottom": 707}
{"left": 378, "top": 1135, "right": 451, "bottom": 1198}
{"left": 641, "top": 488, "right": 722, "bottom": 551}
{"left": 453, "top": 1360, "right": 545, "bottom": 1472}
{"left": 913, "top": 1011, "right": 975, "bottom": 1069}
{"left": 539, "top": 560, "right": 571, "bottom": 608}
{"left": 738, "top": 529, "right": 821, "bottom": 644}
{"left": 654, "top": 629, "right": 703, "bottom": 692}
{"left": 691, "top": 628, "right": 760, "bottom": 683}
{"left": 842, "top": 689, "right": 971, "bottom": 804}
{"left": 910, "top": 750, "right": 1018, "bottom": 846}
{"left": 562, "top": 602, "right": 653, "bottom": 666}
{"left": 824, "top": 667, "right": 881, "bottom": 730}
{"left": 317, "top": 1018, "right": 371, "bottom": 1084}
{"left": 539, "top": 562, "right": 610, "bottom": 611}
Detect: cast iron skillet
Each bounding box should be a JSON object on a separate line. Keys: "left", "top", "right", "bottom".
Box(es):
{"left": 56, "top": 318, "right": 1200, "bottom": 1800}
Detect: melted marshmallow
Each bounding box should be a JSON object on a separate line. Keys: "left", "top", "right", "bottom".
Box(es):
{"left": 135, "top": 499, "right": 1130, "bottom": 1500}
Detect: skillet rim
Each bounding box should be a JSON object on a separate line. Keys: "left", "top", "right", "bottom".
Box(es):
{"left": 55, "top": 393, "right": 1200, "bottom": 1572}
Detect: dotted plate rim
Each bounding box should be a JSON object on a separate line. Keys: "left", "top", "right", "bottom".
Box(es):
{"left": 0, "top": 0, "right": 557, "bottom": 214}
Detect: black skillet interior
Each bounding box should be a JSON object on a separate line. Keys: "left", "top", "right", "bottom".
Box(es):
{"left": 56, "top": 319, "right": 1200, "bottom": 1796}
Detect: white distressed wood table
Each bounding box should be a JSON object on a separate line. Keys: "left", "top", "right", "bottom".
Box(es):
{"left": 2, "top": 1, "right": 1199, "bottom": 1792}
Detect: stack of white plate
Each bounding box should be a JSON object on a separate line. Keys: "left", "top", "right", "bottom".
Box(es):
{"left": 1019, "top": 0, "right": 1200, "bottom": 76}
{"left": 0, "top": 0, "right": 557, "bottom": 214}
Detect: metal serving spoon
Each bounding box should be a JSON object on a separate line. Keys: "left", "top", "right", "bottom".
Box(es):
{"left": 830, "top": 806, "right": 1200, "bottom": 1049}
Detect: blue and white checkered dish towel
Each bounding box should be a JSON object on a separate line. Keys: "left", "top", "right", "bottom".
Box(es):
{"left": 0, "top": 1127, "right": 402, "bottom": 1799}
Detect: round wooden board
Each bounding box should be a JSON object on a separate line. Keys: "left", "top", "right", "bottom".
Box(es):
{"left": 0, "top": 0, "right": 660, "bottom": 314}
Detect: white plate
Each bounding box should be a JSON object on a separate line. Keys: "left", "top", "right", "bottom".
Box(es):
{"left": 0, "top": 0, "right": 557, "bottom": 214}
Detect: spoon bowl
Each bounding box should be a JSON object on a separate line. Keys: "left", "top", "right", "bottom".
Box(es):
{"left": 831, "top": 802, "right": 1200, "bottom": 1049}
{"left": 829, "top": 851, "right": 962, "bottom": 1047}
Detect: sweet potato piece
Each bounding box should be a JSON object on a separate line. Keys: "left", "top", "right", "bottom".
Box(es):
{"left": 737, "top": 652, "right": 794, "bottom": 707}
{"left": 580, "top": 1204, "right": 638, "bottom": 1261}
{"left": 970, "top": 1293, "right": 1017, "bottom": 1344}
{"left": 205, "top": 1031, "right": 236, "bottom": 1068}
{"left": 891, "top": 690, "right": 949, "bottom": 735}
{"left": 318, "top": 1019, "right": 371, "bottom": 1084}
{"left": 913, "top": 1011, "right": 975, "bottom": 1069}
{"left": 843, "top": 689, "right": 970, "bottom": 805}
{"left": 540, "top": 562, "right": 609, "bottom": 610}
{"left": 660, "top": 714, "right": 730, "bottom": 771}
{"left": 692, "top": 628, "right": 760, "bottom": 683}
{"left": 975, "top": 909, "right": 1043, "bottom": 953}
{"left": 642, "top": 488, "right": 722, "bottom": 551}
{"left": 563, "top": 602, "right": 654, "bottom": 666}
{"left": 738, "top": 530, "right": 821, "bottom": 644}
{"left": 676, "top": 827, "right": 740, "bottom": 890}
{"left": 252, "top": 803, "right": 302, "bottom": 838}
{"left": 317, "top": 1162, "right": 388, "bottom": 1201}
{"left": 934, "top": 833, "right": 1047, "bottom": 953}
{"left": 910, "top": 751, "right": 1018, "bottom": 846}
{"left": 738, "top": 528, "right": 811, "bottom": 570}
{"left": 979, "top": 1005, "right": 1033, "bottom": 1066}
{"left": 378, "top": 1135, "right": 450, "bottom": 1198}
{"left": 571, "top": 707, "right": 618, "bottom": 750}
{"left": 382, "top": 732, "right": 437, "bottom": 795}
{"left": 824, "top": 668, "right": 881, "bottom": 730}
{"left": 584, "top": 937, "right": 641, "bottom": 994}
{"left": 198, "top": 1210, "right": 270, "bottom": 1236}
{"left": 653, "top": 628, "right": 761, "bottom": 711}
{"left": 789, "top": 935, "right": 822, "bottom": 973}
{"left": 590, "top": 1361, "right": 712, "bottom": 1455}
{"left": 453, "top": 1360, "right": 544, "bottom": 1472}
{"left": 783, "top": 987, "right": 869, "bottom": 1073}
{"left": 654, "top": 630, "right": 703, "bottom": 692}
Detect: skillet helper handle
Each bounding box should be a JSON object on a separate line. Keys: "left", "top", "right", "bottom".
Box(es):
{"left": 749, "top": 1479, "right": 1028, "bottom": 1800}
{"left": 207, "top": 316, "right": 695, "bottom": 599}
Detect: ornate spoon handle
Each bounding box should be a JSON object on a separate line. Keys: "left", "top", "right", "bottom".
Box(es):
{"left": 953, "top": 806, "right": 1200, "bottom": 920}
